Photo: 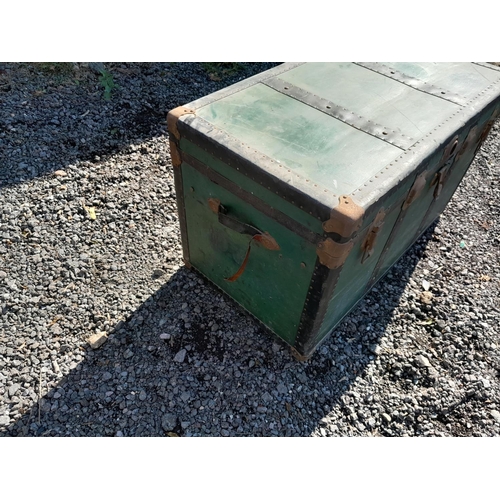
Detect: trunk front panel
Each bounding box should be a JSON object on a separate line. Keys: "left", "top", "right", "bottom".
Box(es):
{"left": 313, "top": 193, "right": 406, "bottom": 346}
{"left": 180, "top": 138, "right": 324, "bottom": 235}
{"left": 420, "top": 108, "right": 498, "bottom": 232}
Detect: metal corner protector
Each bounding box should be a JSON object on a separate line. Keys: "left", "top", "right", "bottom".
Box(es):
{"left": 166, "top": 106, "right": 196, "bottom": 141}
{"left": 322, "top": 195, "right": 365, "bottom": 238}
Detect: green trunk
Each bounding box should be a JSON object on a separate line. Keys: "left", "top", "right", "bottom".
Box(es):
{"left": 169, "top": 62, "right": 500, "bottom": 358}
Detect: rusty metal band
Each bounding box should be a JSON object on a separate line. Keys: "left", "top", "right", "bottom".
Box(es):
{"left": 354, "top": 62, "right": 467, "bottom": 106}
{"left": 180, "top": 151, "right": 322, "bottom": 246}
{"left": 262, "top": 76, "right": 412, "bottom": 150}
{"left": 472, "top": 62, "right": 500, "bottom": 73}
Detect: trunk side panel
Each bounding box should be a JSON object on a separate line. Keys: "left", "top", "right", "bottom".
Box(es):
{"left": 181, "top": 161, "right": 317, "bottom": 345}
{"left": 420, "top": 106, "right": 498, "bottom": 231}
{"left": 374, "top": 107, "right": 497, "bottom": 282}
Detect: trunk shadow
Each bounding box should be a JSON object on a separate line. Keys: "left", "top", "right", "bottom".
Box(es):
{"left": 1, "top": 222, "right": 438, "bottom": 437}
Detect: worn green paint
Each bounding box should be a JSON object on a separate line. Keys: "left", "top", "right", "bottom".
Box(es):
{"left": 282, "top": 62, "right": 459, "bottom": 142}
{"left": 420, "top": 134, "right": 485, "bottom": 232}
{"left": 179, "top": 138, "right": 324, "bottom": 235}
{"left": 181, "top": 161, "right": 317, "bottom": 344}
{"left": 195, "top": 83, "right": 403, "bottom": 196}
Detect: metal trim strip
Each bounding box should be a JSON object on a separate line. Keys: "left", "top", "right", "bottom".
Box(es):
{"left": 294, "top": 259, "right": 335, "bottom": 357}
{"left": 171, "top": 142, "right": 191, "bottom": 266}
{"left": 354, "top": 62, "right": 468, "bottom": 106}
{"left": 262, "top": 76, "right": 412, "bottom": 150}
{"left": 349, "top": 81, "right": 500, "bottom": 208}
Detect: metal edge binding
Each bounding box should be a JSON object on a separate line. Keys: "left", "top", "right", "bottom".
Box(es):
{"left": 354, "top": 62, "right": 468, "bottom": 106}
{"left": 171, "top": 150, "right": 191, "bottom": 267}
{"left": 294, "top": 259, "right": 345, "bottom": 358}
{"left": 293, "top": 258, "right": 333, "bottom": 357}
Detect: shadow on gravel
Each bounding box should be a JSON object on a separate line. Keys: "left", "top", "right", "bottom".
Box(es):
{"left": 3, "top": 224, "right": 437, "bottom": 437}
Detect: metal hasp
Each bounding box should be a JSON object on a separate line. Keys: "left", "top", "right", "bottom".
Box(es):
{"left": 168, "top": 62, "right": 500, "bottom": 359}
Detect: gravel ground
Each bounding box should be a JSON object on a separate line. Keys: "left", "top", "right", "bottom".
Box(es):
{"left": 0, "top": 62, "right": 499, "bottom": 437}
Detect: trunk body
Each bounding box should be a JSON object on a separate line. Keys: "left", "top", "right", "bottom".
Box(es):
{"left": 168, "top": 62, "right": 500, "bottom": 358}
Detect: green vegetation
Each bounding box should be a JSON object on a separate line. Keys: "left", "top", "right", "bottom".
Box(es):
{"left": 99, "top": 69, "right": 116, "bottom": 101}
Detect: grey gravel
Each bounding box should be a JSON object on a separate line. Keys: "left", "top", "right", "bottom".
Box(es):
{"left": 0, "top": 62, "right": 499, "bottom": 437}
{"left": 161, "top": 413, "right": 178, "bottom": 432}
{"left": 173, "top": 349, "right": 186, "bottom": 363}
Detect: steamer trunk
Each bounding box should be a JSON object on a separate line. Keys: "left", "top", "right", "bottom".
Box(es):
{"left": 167, "top": 62, "right": 500, "bottom": 359}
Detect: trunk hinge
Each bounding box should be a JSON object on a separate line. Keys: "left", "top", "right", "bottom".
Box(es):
{"left": 361, "top": 208, "right": 387, "bottom": 263}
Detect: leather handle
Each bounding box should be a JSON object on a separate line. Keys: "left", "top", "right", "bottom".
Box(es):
{"left": 208, "top": 198, "right": 280, "bottom": 282}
